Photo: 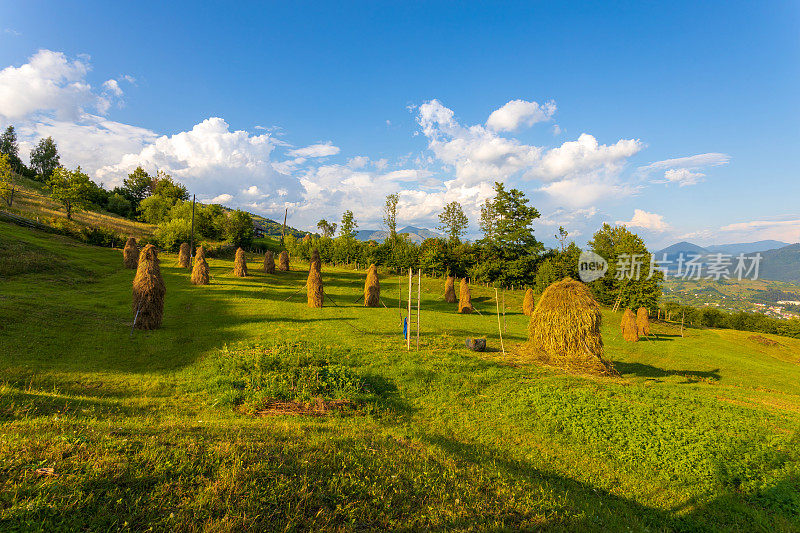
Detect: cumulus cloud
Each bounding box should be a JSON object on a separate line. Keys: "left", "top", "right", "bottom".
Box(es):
{"left": 617, "top": 209, "right": 670, "bottom": 232}
{"left": 485, "top": 99, "right": 556, "bottom": 132}
{"left": 288, "top": 141, "right": 340, "bottom": 158}
{"left": 662, "top": 168, "right": 705, "bottom": 187}
{"left": 719, "top": 217, "right": 800, "bottom": 243}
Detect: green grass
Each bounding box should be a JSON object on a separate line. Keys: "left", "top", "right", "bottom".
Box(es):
{"left": 1, "top": 220, "right": 798, "bottom": 531}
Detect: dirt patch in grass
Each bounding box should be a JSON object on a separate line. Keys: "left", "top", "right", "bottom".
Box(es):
{"left": 748, "top": 334, "right": 782, "bottom": 347}
{"left": 245, "top": 397, "right": 354, "bottom": 416}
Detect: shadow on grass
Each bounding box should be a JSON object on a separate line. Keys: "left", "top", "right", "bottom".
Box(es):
{"left": 614, "top": 362, "right": 721, "bottom": 382}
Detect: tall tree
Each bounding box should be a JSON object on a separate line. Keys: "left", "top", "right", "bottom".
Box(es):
{"left": 123, "top": 166, "right": 154, "bottom": 204}
{"left": 30, "top": 137, "right": 60, "bottom": 180}
{"left": 151, "top": 170, "right": 189, "bottom": 202}
{"left": 47, "top": 166, "right": 91, "bottom": 220}
{"left": 479, "top": 182, "right": 541, "bottom": 258}
{"left": 317, "top": 219, "right": 337, "bottom": 238}
{"left": 383, "top": 193, "right": 399, "bottom": 237}
{"left": 339, "top": 210, "right": 358, "bottom": 240}
{"left": 0, "top": 126, "right": 21, "bottom": 171}
{"left": 437, "top": 201, "right": 469, "bottom": 243}
{"left": 0, "top": 154, "right": 17, "bottom": 207}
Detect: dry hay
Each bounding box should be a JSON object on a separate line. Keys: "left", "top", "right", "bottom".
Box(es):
{"left": 622, "top": 309, "right": 639, "bottom": 342}
{"left": 246, "top": 397, "right": 353, "bottom": 417}
{"left": 233, "top": 247, "right": 248, "bottom": 277}
{"left": 178, "top": 242, "right": 191, "bottom": 269}
{"left": 191, "top": 246, "right": 210, "bottom": 285}
{"left": 132, "top": 244, "right": 166, "bottom": 330}
{"left": 307, "top": 260, "right": 324, "bottom": 308}
{"left": 310, "top": 248, "right": 321, "bottom": 270}
{"left": 263, "top": 251, "right": 275, "bottom": 274}
{"left": 522, "top": 288, "right": 535, "bottom": 316}
{"left": 278, "top": 251, "right": 290, "bottom": 271}
{"left": 364, "top": 264, "right": 380, "bottom": 307}
{"left": 458, "top": 278, "right": 472, "bottom": 314}
{"left": 636, "top": 307, "right": 651, "bottom": 337}
{"left": 444, "top": 276, "right": 457, "bottom": 303}
{"left": 748, "top": 334, "right": 782, "bottom": 347}
{"left": 525, "top": 277, "right": 615, "bottom": 375}
{"left": 123, "top": 237, "right": 139, "bottom": 269}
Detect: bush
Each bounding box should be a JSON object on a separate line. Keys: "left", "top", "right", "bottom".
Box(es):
{"left": 153, "top": 218, "right": 192, "bottom": 251}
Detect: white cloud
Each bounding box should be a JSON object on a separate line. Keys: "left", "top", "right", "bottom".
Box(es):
{"left": 719, "top": 217, "right": 800, "bottom": 243}
{"left": 102, "top": 79, "right": 123, "bottom": 97}
{"left": 486, "top": 99, "right": 556, "bottom": 132}
{"left": 527, "top": 133, "right": 643, "bottom": 182}
{"left": 617, "top": 209, "right": 670, "bottom": 232}
{"left": 288, "top": 141, "right": 340, "bottom": 158}
{"left": 640, "top": 152, "right": 730, "bottom": 187}
{"left": 210, "top": 193, "right": 233, "bottom": 204}
{"left": 662, "top": 168, "right": 705, "bottom": 187}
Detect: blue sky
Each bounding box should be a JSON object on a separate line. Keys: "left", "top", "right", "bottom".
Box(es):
{"left": 1, "top": 1, "right": 798, "bottom": 248}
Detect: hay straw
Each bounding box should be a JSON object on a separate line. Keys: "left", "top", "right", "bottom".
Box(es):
{"left": 178, "top": 242, "right": 191, "bottom": 269}
{"left": 278, "top": 251, "right": 290, "bottom": 271}
{"left": 522, "top": 288, "right": 535, "bottom": 316}
{"left": 636, "top": 307, "right": 651, "bottom": 337}
{"left": 310, "top": 248, "right": 321, "bottom": 270}
{"left": 233, "top": 247, "right": 248, "bottom": 277}
{"left": 191, "top": 246, "right": 210, "bottom": 285}
{"left": 622, "top": 309, "right": 639, "bottom": 342}
{"left": 458, "top": 278, "right": 472, "bottom": 314}
{"left": 123, "top": 237, "right": 139, "bottom": 269}
{"left": 307, "top": 260, "right": 323, "bottom": 308}
{"left": 364, "top": 264, "right": 380, "bottom": 307}
{"left": 444, "top": 276, "right": 456, "bottom": 303}
{"left": 132, "top": 244, "right": 166, "bottom": 329}
{"left": 263, "top": 251, "right": 275, "bottom": 274}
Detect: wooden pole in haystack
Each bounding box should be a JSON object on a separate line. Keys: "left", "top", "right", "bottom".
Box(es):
{"left": 416, "top": 268, "right": 421, "bottom": 351}
{"left": 364, "top": 264, "right": 380, "bottom": 307}
{"left": 307, "top": 259, "right": 323, "bottom": 308}
{"left": 191, "top": 246, "right": 210, "bottom": 285}
{"left": 495, "top": 288, "right": 506, "bottom": 356}
{"left": 407, "top": 268, "right": 412, "bottom": 350}
{"left": 458, "top": 278, "right": 472, "bottom": 314}
{"left": 444, "top": 275, "right": 456, "bottom": 303}
{"left": 132, "top": 244, "right": 166, "bottom": 330}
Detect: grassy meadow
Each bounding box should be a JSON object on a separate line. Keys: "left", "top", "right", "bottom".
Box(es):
{"left": 1, "top": 220, "right": 799, "bottom": 531}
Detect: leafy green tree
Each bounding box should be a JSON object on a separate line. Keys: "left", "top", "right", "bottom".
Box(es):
{"left": 479, "top": 182, "right": 541, "bottom": 257}
{"left": 317, "top": 219, "right": 337, "bottom": 238}
{"left": 383, "top": 193, "right": 399, "bottom": 237}
{"left": 30, "top": 137, "right": 60, "bottom": 181}
{"left": 0, "top": 153, "right": 17, "bottom": 207}
{"left": 339, "top": 210, "right": 358, "bottom": 240}
{"left": 437, "top": 201, "right": 468, "bottom": 243}
{"left": 0, "top": 126, "right": 23, "bottom": 172}
{"left": 106, "top": 192, "right": 133, "bottom": 217}
{"left": 138, "top": 195, "right": 176, "bottom": 223}
{"left": 151, "top": 171, "right": 189, "bottom": 202}
{"left": 224, "top": 209, "right": 254, "bottom": 247}
{"left": 123, "top": 166, "right": 154, "bottom": 204}
{"left": 47, "top": 166, "right": 91, "bottom": 220}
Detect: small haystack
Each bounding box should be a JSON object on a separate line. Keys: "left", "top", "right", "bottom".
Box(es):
{"left": 364, "top": 264, "right": 380, "bottom": 307}
{"left": 522, "top": 288, "right": 535, "bottom": 316}
{"left": 458, "top": 278, "right": 472, "bottom": 314}
{"left": 526, "top": 278, "right": 612, "bottom": 374}
{"left": 310, "top": 248, "right": 321, "bottom": 270}
{"left": 444, "top": 276, "right": 457, "bottom": 303}
{"left": 278, "top": 251, "right": 290, "bottom": 271}
{"left": 123, "top": 237, "right": 139, "bottom": 269}
{"left": 636, "top": 307, "right": 651, "bottom": 337}
{"left": 263, "top": 251, "right": 275, "bottom": 274}
{"left": 178, "top": 242, "right": 191, "bottom": 269}
{"left": 307, "top": 260, "right": 323, "bottom": 308}
{"left": 132, "top": 244, "right": 166, "bottom": 329}
{"left": 622, "top": 309, "right": 639, "bottom": 342}
{"left": 233, "top": 248, "right": 248, "bottom": 277}
{"left": 191, "top": 246, "right": 210, "bottom": 285}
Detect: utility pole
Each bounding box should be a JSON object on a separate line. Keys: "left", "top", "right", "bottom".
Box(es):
{"left": 281, "top": 208, "right": 288, "bottom": 245}
{"left": 189, "top": 194, "right": 196, "bottom": 259}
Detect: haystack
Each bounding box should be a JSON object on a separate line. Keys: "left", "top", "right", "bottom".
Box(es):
{"left": 132, "top": 244, "right": 166, "bottom": 329}
{"left": 444, "top": 276, "right": 457, "bottom": 303}
{"left": 233, "top": 248, "right": 247, "bottom": 277}
{"left": 527, "top": 278, "right": 612, "bottom": 374}
{"left": 307, "top": 261, "right": 323, "bottom": 308}
{"left": 191, "top": 246, "right": 210, "bottom": 285}
{"left": 364, "top": 264, "right": 380, "bottom": 307}
{"left": 123, "top": 237, "right": 139, "bottom": 269}
{"left": 636, "top": 307, "right": 651, "bottom": 337}
{"left": 458, "top": 278, "right": 472, "bottom": 314}
{"left": 310, "top": 248, "right": 321, "bottom": 270}
{"left": 622, "top": 309, "right": 639, "bottom": 342}
{"left": 522, "top": 288, "right": 535, "bottom": 316}
{"left": 263, "top": 251, "right": 275, "bottom": 274}
{"left": 178, "top": 242, "right": 191, "bottom": 269}
{"left": 278, "top": 251, "right": 290, "bottom": 271}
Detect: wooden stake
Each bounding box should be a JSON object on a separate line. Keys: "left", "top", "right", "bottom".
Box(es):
{"left": 407, "top": 268, "right": 412, "bottom": 350}
{"left": 495, "top": 288, "right": 506, "bottom": 356}
{"left": 416, "top": 268, "right": 421, "bottom": 351}
{"left": 681, "top": 311, "right": 685, "bottom": 338}
{"left": 502, "top": 290, "right": 506, "bottom": 332}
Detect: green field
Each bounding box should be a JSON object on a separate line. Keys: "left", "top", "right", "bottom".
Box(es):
{"left": 1, "top": 221, "right": 799, "bottom": 531}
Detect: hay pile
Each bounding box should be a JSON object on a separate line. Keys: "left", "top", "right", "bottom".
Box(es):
{"left": 278, "top": 251, "right": 290, "bottom": 271}
{"left": 458, "top": 278, "right": 472, "bottom": 314}
{"left": 444, "top": 276, "right": 456, "bottom": 303}
{"left": 636, "top": 307, "right": 651, "bottom": 337}
{"left": 191, "top": 246, "right": 210, "bottom": 285}
{"left": 310, "top": 248, "right": 321, "bottom": 270}
{"left": 522, "top": 288, "right": 535, "bottom": 316}
{"left": 364, "top": 264, "right": 380, "bottom": 307}
{"left": 263, "top": 251, "right": 275, "bottom": 274}
{"left": 622, "top": 309, "right": 639, "bottom": 342}
{"left": 123, "top": 237, "right": 139, "bottom": 269}
{"left": 234, "top": 248, "right": 248, "bottom": 277}
{"left": 178, "top": 242, "right": 191, "bottom": 269}
{"left": 132, "top": 244, "right": 166, "bottom": 330}
{"left": 525, "top": 278, "right": 615, "bottom": 375}
{"left": 307, "top": 259, "right": 323, "bottom": 308}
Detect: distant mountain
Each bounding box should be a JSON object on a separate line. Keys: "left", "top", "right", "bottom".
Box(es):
{"left": 355, "top": 226, "right": 443, "bottom": 244}
{"left": 759, "top": 243, "right": 800, "bottom": 283}
{"left": 706, "top": 240, "right": 790, "bottom": 255}
{"left": 657, "top": 241, "right": 709, "bottom": 256}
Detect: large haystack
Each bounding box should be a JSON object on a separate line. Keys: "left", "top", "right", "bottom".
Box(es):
{"left": 364, "top": 264, "right": 380, "bottom": 307}
{"left": 458, "top": 278, "right": 472, "bottom": 314}
{"left": 310, "top": 248, "right": 321, "bottom": 270}
{"left": 444, "top": 276, "right": 457, "bottom": 303}
{"left": 636, "top": 307, "right": 651, "bottom": 337}
{"left": 132, "top": 244, "right": 166, "bottom": 329}
{"left": 263, "top": 251, "right": 275, "bottom": 274}
{"left": 522, "top": 288, "right": 535, "bottom": 316}
{"left": 178, "top": 242, "right": 191, "bottom": 269}
{"left": 191, "top": 246, "right": 210, "bottom": 285}
{"left": 278, "top": 251, "right": 290, "bottom": 271}
{"left": 307, "top": 260, "right": 323, "bottom": 308}
{"left": 123, "top": 237, "right": 139, "bottom": 269}
{"left": 233, "top": 248, "right": 248, "bottom": 277}
{"left": 527, "top": 278, "right": 612, "bottom": 373}
{"left": 622, "top": 309, "right": 639, "bottom": 342}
